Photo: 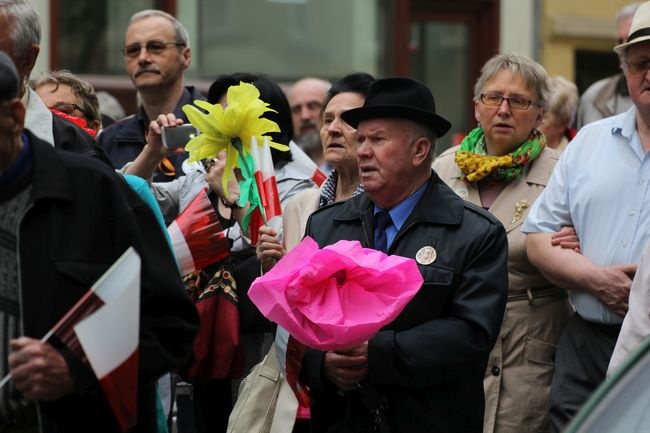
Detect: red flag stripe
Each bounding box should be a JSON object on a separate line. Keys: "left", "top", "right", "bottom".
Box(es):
{"left": 262, "top": 176, "right": 282, "bottom": 220}
{"left": 169, "top": 189, "right": 230, "bottom": 275}
{"left": 312, "top": 169, "right": 327, "bottom": 187}
{"left": 99, "top": 350, "right": 139, "bottom": 432}
{"left": 50, "top": 290, "right": 105, "bottom": 359}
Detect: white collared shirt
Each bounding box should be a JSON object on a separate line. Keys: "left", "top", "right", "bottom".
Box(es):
{"left": 523, "top": 105, "right": 650, "bottom": 324}
{"left": 23, "top": 87, "right": 54, "bottom": 146}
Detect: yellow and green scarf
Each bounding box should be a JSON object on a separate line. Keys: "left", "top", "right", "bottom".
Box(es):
{"left": 455, "top": 127, "right": 546, "bottom": 182}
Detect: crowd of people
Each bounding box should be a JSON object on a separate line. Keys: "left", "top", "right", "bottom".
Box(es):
{"left": 2, "top": 0, "right": 650, "bottom": 432}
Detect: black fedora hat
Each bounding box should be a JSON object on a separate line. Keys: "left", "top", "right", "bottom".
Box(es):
{"left": 341, "top": 77, "right": 451, "bottom": 138}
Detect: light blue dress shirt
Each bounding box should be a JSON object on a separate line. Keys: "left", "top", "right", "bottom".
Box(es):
{"left": 523, "top": 106, "right": 650, "bottom": 324}
{"left": 374, "top": 179, "right": 428, "bottom": 249}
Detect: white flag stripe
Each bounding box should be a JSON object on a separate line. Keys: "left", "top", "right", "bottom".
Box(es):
{"left": 167, "top": 221, "right": 195, "bottom": 275}
{"left": 89, "top": 246, "right": 141, "bottom": 303}
{"left": 74, "top": 248, "right": 141, "bottom": 378}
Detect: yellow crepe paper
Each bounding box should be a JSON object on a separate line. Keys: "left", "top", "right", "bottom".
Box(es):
{"left": 182, "top": 82, "right": 289, "bottom": 195}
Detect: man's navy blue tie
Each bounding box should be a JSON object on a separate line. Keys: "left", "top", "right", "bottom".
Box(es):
{"left": 374, "top": 210, "right": 392, "bottom": 252}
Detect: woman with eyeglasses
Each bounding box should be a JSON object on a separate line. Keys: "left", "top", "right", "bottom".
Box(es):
{"left": 432, "top": 52, "right": 572, "bottom": 433}
{"left": 29, "top": 70, "right": 102, "bottom": 137}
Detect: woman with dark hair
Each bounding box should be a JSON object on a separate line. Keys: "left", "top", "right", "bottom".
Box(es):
{"left": 256, "top": 71, "right": 375, "bottom": 265}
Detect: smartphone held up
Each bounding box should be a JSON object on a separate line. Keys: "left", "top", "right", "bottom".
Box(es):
{"left": 161, "top": 124, "right": 199, "bottom": 149}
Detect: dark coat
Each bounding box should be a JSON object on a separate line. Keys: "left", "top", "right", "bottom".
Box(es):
{"left": 99, "top": 86, "right": 204, "bottom": 182}
{"left": 51, "top": 113, "right": 113, "bottom": 167}
{"left": 16, "top": 132, "right": 199, "bottom": 432}
{"left": 301, "top": 172, "right": 508, "bottom": 433}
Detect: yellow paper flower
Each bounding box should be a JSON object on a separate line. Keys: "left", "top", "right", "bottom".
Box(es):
{"left": 182, "top": 82, "right": 289, "bottom": 193}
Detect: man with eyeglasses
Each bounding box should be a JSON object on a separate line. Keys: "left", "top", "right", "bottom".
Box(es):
{"left": 99, "top": 9, "right": 204, "bottom": 182}
{"left": 0, "top": 0, "right": 111, "bottom": 166}
{"left": 523, "top": 2, "right": 650, "bottom": 431}
{"left": 576, "top": 2, "right": 641, "bottom": 129}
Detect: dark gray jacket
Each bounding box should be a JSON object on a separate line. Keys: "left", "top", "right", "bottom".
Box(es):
{"left": 302, "top": 172, "right": 508, "bottom": 433}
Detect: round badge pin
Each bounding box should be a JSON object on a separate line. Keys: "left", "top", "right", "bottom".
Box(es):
{"left": 416, "top": 246, "right": 437, "bottom": 265}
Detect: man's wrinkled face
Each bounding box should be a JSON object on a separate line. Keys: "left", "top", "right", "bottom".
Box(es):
{"left": 288, "top": 80, "right": 329, "bottom": 138}
{"left": 123, "top": 16, "right": 189, "bottom": 91}
{"left": 623, "top": 41, "right": 650, "bottom": 107}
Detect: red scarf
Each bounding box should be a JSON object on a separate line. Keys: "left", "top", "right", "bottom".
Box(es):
{"left": 50, "top": 109, "right": 97, "bottom": 138}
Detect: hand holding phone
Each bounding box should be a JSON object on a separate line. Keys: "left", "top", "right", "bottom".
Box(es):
{"left": 161, "top": 124, "right": 199, "bottom": 149}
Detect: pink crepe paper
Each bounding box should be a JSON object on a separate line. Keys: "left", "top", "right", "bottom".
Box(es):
{"left": 248, "top": 236, "right": 423, "bottom": 351}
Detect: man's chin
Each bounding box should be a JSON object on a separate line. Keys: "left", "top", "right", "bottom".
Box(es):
{"left": 133, "top": 77, "right": 163, "bottom": 90}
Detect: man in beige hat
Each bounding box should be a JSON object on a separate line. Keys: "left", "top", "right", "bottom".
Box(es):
{"left": 524, "top": 2, "right": 650, "bottom": 431}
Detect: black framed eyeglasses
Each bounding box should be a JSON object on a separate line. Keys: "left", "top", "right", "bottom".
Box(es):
{"left": 50, "top": 102, "right": 88, "bottom": 117}
{"left": 122, "top": 41, "right": 186, "bottom": 58}
{"left": 625, "top": 58, "right": 650, "bottom": 76}
{"left": 479, "top": 94, "right": 538, "bottom": 110}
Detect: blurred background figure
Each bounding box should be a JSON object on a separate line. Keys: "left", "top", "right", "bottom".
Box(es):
{"left": 539, "top": 76, "right": 579, "bottom": 150}
{"left": 286, "top": 77, "right": 331, "bottom": 172}
{"left": 433, "top": 52, "right": 572, "bottom": 433}
{"left": 96, "top": 90, "right": 126, "bottom": 128}
{"left": 575, "top": 2, "right": 641, "bottom": 129}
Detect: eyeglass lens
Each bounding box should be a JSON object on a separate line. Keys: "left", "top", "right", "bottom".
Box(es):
{"left": 481, "top": 94, "right": 532, "bottom": 110}
{"left": 52, "top": 103, "right": 83, "bottom": 115}
{"left": 123, "top": 41, "right": 181, "bottom": 57}
{"left": 627, "top": 59, "right": 650, "bottom": 76}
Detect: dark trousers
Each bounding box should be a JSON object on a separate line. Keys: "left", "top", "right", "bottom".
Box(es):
{"left": 192, "top": 379, "right": 233, "bottom": 433}
{"left": 548, "top": 313, "right": 621, "bottom": 433}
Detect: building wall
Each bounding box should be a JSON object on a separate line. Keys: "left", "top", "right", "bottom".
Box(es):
{"left": 500, "top": 0, "right": 536, "bottom": 58}
{"left": 541, "top": 0, "right": 634, "bottom": 79}
{"left": 32, "top": 0, "right": 49, "bottom": 80}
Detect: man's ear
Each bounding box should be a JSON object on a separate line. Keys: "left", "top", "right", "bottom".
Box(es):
{"left": 18, "top": 44, "right": 39, "bottom": 90}
{"left": 9, "top": 99, "right": 26, "bottom": 133}
{"left": 181, "top": 47, "right": 191, "bottom": 71}
{"left": 412, "top": 136, "right": 432, "bottom": 168}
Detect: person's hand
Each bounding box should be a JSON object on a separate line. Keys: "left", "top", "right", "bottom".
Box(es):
{"left": 589, "top": 264, "right": 637, "bottom": 316}
{"left": 9, "top": 337, "right": 75, "bottom": 401}
{"left": 145, "top": 113, "right": 184, "bottom": 157}
{"left": 323, "top": 342, "right": 369, "bottom": 391}
{"left": 257, "top": 226, "right": 286, "bottom": 272}
{"left": 204, "top": 150, "right": 241, "bottom": 206}
{"left": 551, "top": 226, "right": 581, "bottom": 253}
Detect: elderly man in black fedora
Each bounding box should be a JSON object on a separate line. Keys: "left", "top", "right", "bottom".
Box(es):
{"left": 298, "top": 77, "right": 508, "bottom": 433}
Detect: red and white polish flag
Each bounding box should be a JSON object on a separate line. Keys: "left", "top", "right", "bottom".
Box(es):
{"left": 168, "top": 188, "right": 230, "bottom": 276}
{"left": 249, "top": 136, "right": 283, "bottom": 243}
{"left": 49, "top": 247, "right": 141, "bottom": 432}
{"left": 289, "top": 141, "right": 327, "bottom": 187}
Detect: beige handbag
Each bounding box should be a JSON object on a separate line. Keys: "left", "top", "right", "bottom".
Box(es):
{"left": 227, "top": 344, "right": 298, "bottom": 433}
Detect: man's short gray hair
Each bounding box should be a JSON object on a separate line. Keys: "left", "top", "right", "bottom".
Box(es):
{"left": 0, "top": 0, "right": 41, "bottom": 61}
{"left": 129, "top": 9, "right": 190, "bottom": 49}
